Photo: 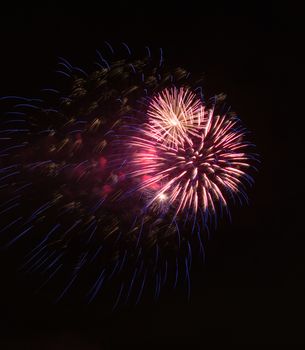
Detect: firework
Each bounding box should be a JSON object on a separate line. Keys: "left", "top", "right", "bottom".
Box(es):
{"left": 147, "top": 87, "right": 204, "bottom": 148}
{"left": 0, "top": 44, "right": 258, "bottom": 307}
{"left": 122, "top": 86, "right": 256, "bottom": 224}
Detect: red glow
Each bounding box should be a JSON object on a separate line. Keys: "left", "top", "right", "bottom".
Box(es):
{"left": 141, "top": 175, "right": 161, "bottom": 190}
{"left": 99, "top": 156, "right": 108, "bottom": 169}
{"left": 101, "top": 184, "right": 112, "bottom": 195}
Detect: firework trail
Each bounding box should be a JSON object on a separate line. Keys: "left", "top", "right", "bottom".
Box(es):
{"left": 0, "top": 44, "right": 258, "bottom": 307}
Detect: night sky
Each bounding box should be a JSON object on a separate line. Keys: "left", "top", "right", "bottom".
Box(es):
{"left": 0, "top": 2, "right": 303, "bottom": 348}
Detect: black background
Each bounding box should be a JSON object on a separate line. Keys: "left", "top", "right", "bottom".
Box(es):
{"left": 0, "top": 2, "right": 303, "bottom": 348}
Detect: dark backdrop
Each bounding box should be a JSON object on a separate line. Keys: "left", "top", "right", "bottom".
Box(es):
{"left": 0, "top": 2, "right": 303, "bottom": 348}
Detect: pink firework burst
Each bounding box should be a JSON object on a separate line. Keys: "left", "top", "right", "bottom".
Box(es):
{"left": 127, "top": 86, "right": 256, "bottom": 221}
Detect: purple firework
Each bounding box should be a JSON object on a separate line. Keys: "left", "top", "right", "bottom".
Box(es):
{"left": 0, "top": 45, "right": 258, "bottom": 307}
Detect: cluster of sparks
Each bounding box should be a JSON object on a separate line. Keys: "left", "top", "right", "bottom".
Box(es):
{"left": 126, "top": 87, "right": 255, "bottom": 221}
